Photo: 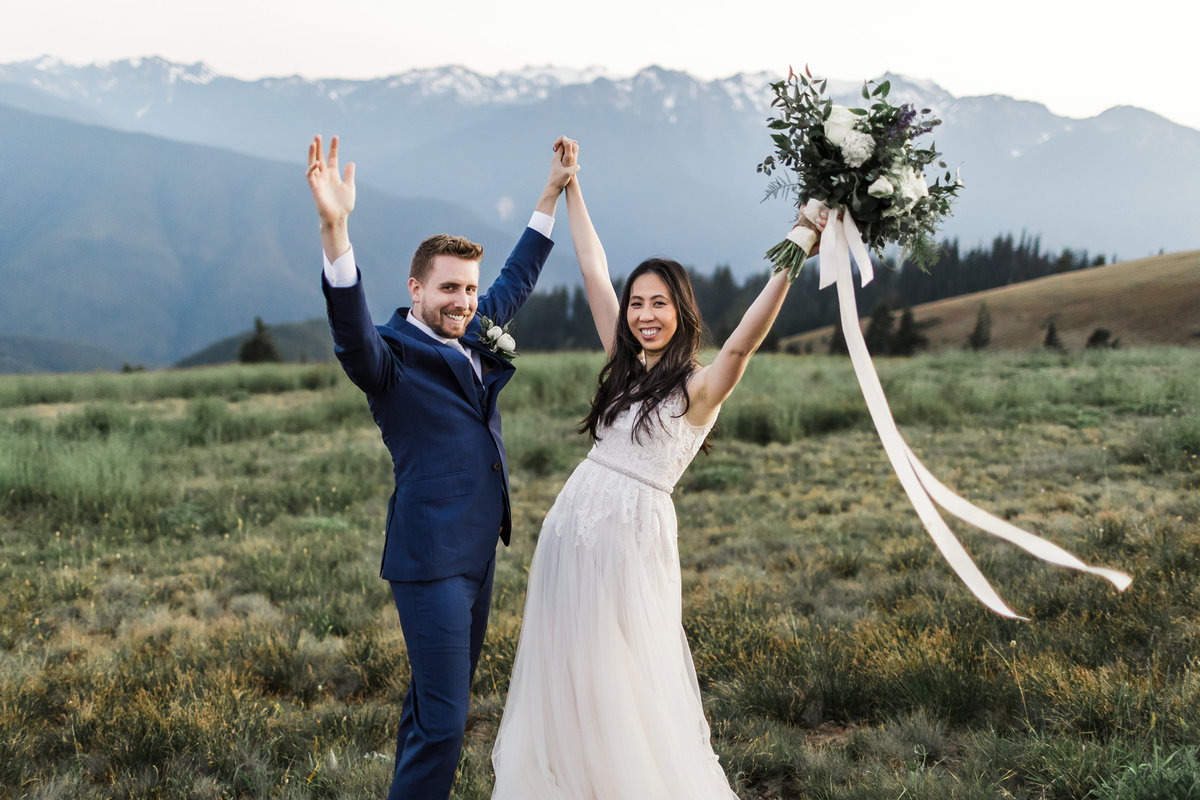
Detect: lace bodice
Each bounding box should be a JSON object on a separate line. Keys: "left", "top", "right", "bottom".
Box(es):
{"left": 584, "top": 393, "right": 715, "bottom": 493}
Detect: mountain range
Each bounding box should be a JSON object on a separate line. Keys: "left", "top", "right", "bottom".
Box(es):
{"left": 1, "top": 56, "right": 1198, "bottom": 368}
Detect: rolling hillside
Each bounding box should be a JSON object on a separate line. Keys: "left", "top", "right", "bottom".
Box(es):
{"left": 780, "top": 250, "right": 1200, "bottom": 354}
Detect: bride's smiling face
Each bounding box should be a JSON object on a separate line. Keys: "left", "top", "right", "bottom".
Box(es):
{"left": 626, "top": 272, "right": 678, "bottom": 356}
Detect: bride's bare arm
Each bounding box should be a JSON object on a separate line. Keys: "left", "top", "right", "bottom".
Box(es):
{"left": 564, "top": 176, "right": 620, "bottom": 354}
{"left": 685, "top": 209, "right": 828, "bottom": 425}
{"left": 685, "top": 271, "right": 792, "bottom": 425}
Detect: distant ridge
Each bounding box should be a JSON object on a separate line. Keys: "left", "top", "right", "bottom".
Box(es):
{"left": 781, "top": 251, "right": 1200, "bottom": 354}
{"left": 0, "top": 336, "right": 129, "bottom": 374}
{"left": 3, "top": 56, "right": 1197, "bottom": 276}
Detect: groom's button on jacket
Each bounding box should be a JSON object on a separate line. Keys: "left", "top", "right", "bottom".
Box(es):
{"left": 492, "top": 462, "right": 502, "bottom": 471}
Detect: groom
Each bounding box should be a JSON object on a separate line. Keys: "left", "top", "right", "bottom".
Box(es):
{"left": 306, "top": 134, "right": 579, "bottom": 799}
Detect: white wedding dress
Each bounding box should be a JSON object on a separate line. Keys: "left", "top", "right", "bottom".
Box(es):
{"left": 492, "top": 393, "right": 737, "bottom": 799}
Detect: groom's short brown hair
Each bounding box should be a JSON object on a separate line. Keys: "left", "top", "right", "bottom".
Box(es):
{"left": 410, "top": 234, "right": 484, "bottom": 282}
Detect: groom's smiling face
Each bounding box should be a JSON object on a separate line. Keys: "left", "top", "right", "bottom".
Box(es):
{"left": 409, "top": 255, "right": 480, "bottom": 339}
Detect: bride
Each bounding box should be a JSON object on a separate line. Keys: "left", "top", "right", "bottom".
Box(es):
{"left": 491, "top": 144, "right": 826, "bottom": 799}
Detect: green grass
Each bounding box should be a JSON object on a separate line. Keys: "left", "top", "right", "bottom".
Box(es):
{"left": 2, "top": 349, "right": 1199, "bottom": 799}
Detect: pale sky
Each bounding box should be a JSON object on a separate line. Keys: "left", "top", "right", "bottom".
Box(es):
{"left": 6, "top": 0, "right": 1199, "bottom": 131}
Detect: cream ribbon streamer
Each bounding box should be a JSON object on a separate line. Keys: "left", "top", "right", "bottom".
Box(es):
{"left": 809, "top": 203, "right": 1131, "bottom": 619}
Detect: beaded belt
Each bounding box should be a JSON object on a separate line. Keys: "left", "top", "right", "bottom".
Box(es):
{"left": 585, "top": 452, "right": 674, "bottom": 494}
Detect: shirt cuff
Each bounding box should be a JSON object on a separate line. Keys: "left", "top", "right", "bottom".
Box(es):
{"left": 528, "top": 210, "right": 554, "bottom": 238}
{"left": 323, "top": 245, "right": 358, "bottom": 288}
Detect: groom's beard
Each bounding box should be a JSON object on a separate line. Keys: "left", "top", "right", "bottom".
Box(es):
{"left": 416, "top": 303, "right": 475, "bottom": 339}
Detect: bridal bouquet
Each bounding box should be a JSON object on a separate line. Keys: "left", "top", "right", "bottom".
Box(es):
{"left": 756, "top": 69, "right": 1130, "bottom": 619}
{"left": 757, "top": 66, "right": 962, "bottom": 279}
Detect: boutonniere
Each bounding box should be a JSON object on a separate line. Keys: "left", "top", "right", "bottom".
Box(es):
{"left": 476, "top": 314, "right": 518, "bottom": 361}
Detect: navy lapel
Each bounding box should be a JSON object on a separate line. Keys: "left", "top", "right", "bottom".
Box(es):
{"left": 463, "top": 329, "right": 517, "bottom": 415}
{"left": 463, "top": 334, "right": 514, "bottom": 388}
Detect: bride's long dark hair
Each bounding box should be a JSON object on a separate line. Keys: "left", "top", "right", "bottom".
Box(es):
{"left": 580, "top": 258, "right": 711, "bottom": 451}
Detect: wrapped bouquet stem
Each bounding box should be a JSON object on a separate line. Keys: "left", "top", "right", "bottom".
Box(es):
{"left": 759, "top": 68, "right": 1131, "bottom": 617}
{"left": 766, "top": 201, "right": 825, "bottom": 281}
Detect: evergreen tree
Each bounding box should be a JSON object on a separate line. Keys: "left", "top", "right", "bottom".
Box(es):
{"left": 893, "top": 306, "right": 928, "bottom": 356}
{"left": 711, "top": 266, "right": 740, "bottom": 345}
{"left": 967, "top": 303, "right": 992, "bottom": 351}
{"left": 1086, "top": 328, "right": 1118, "bottom": 349}
{"left": 863, "top": 301, "right": 894, "bottom": 355}
{"left": 239, "top": 317, "right": 281, "bottom": 363}
{"left": 1043, "top": 321, "right": 1065, "bottom": 352}
{"left": 828, "top": 322, "right": 849, "bottom": 355}
{"left": 567, "top": 286, "right": 598, "bottom": 349}
{"left": 513, "top": 286, "right": 569, "bottom": 350}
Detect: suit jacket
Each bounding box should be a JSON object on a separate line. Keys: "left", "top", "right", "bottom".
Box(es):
{"left": 323, "top": 227, "right": 553, "bottom": 581}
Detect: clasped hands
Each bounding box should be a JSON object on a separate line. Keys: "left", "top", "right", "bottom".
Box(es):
{"left": 549, "top": 135, "right": 580, "bottom": 190}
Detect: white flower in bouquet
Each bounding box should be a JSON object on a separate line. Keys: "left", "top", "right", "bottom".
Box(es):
{"left": 486, "top": 326, "right": 502, "bottom": 340}
{"left": 867, "top": 176, "right": 895, "bottom": 198}
{"left": 496, "top": 333, "right": 516, "bottom": 352}
{"left": 840, "top": 130, "right": 875, "bottom": 169}
{"left": 898, "top": 166, "right": 930, "bottom": 202}
{"left": 823, "top": 105, "right": 858, "bottom": 146}
{"left": 883, "top": 167, "right": 929, "bottom": 217}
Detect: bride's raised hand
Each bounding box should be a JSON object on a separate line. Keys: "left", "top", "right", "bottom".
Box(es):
{"left": 794, "top": 201, "right": 831, "bottom": 257}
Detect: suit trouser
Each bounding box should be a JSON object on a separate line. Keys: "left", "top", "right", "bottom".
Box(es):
{"left": 387, "top": 557, "right": 495, "bottom": 800}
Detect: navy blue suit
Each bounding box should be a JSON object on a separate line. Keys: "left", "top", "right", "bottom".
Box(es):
{"left": 322, "top": 227, "right": 552, "bottom": 798}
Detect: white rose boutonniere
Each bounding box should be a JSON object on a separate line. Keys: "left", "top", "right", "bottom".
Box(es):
{"left": 476, "top": 314, "right": 518, "bottom": 361}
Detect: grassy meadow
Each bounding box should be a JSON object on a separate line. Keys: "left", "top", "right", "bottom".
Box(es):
{"left": 2, "top": 348, "right": 1200, "bottom": 799}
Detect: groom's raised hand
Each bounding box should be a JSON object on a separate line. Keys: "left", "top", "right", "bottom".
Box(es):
{"left": 307, "top": 134, "right": 355, "bottom": 261}
{"left": 536, "top": 135, "right": 580, "bottom": 217}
